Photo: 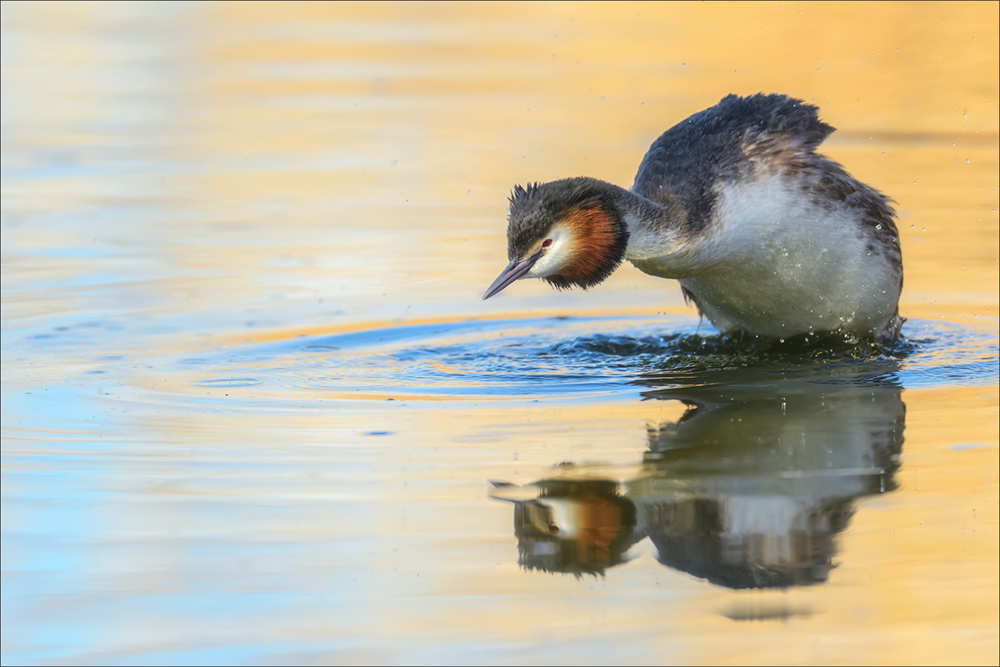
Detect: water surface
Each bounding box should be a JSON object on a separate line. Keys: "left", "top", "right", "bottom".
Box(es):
{"left": 2, "top": 2, "right": 998, "bottom": 664}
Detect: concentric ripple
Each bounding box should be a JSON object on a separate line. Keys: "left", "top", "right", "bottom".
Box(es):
{"left": 175, "top": 315, "right": 999, "bottom": 402}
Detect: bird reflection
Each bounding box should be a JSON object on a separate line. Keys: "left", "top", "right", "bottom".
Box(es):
{"left": 509, "top": 478, "right": 640, "bottom": 576}
{"left": 491, "top": 367, "right": 905, "bottom": 588}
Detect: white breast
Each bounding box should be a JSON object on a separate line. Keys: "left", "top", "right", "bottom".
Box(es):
{"left": 627, "top": 175, "right": 902, "bottom": 339}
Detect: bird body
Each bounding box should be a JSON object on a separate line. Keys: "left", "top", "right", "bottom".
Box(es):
{"left": 484, "top": 94, "right": 904, "bottom": 342}
{"left": 630, "top": 174, "right": 901, "bottom": 339}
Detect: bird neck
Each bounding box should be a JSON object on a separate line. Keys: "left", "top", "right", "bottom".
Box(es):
{"left": 608, "top": 187, "right": 695, "bottom": 268}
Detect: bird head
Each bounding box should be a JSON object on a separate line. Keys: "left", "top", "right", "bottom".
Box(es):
{"left": 482, "top": 178, "right": 630, "bottom": 300}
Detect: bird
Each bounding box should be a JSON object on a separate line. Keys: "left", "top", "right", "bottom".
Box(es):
{"left": 482, "top": 93, "right": 904, "bottom": 342}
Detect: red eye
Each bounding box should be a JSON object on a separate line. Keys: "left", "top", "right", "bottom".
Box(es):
{"left": 542, "top": 239, "right": 553, "bottom": 248}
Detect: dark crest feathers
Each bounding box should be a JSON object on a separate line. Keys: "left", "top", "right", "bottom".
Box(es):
{"left": 505, "top": 177, "right": 630, "bottom": 291}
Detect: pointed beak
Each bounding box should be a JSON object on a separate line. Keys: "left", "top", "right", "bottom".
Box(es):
{"left": 482, "top": 252, "right": 541, "bottom": 300}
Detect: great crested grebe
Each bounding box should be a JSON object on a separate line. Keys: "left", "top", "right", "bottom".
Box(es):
{"left": 483, "top": 93, "right": 904, "bottom": 342}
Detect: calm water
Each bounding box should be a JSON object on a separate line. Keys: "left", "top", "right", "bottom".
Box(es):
{"left": 2, "top": 2, "right": 998, "bottom": 664}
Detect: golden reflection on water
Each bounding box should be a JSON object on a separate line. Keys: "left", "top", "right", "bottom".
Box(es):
{"left": 8, "top": 1, "right": 995, "bottom": 322}
{"left": 199, "top": 1, "right": 996, "bottom": 314}
{"left": 2, "top": 1, "right": 998, "bottom": 664}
